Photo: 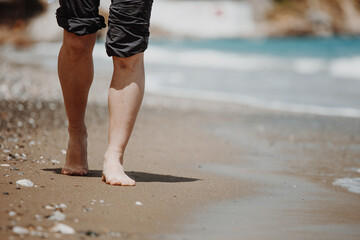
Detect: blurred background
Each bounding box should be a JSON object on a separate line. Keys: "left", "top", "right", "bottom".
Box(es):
{"left": 1, "top": 0, "right": 360, "bottom": 116}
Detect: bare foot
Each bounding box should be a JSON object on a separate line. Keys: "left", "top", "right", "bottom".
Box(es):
{"left": 61, "top": 127, "right": 88, "bottom": 176}
{"left": 102, "top": 151, "right": 135, "bottom": 186}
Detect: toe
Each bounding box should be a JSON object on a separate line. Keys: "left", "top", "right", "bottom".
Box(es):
{"left": 123, "top": 178, "right": 136, "bottom": 186}
{"left": 61, "top": 168, "right": 71, "bottom": 175}
{"left": 61, "top": 167, "right": 88, "bottom": 176}
{"left": 108, "top": 178, "right": 122, "bottom": 186}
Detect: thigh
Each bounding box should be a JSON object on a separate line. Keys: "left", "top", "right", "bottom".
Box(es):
{"left": 106, "top": 0, "right": 154, "bottom": 58}
{"left": 56, "top": 0, "right": 106, "bottom": 36}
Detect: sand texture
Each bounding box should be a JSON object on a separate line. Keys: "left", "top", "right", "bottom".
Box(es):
{"left": 1, "top": 58, "right": 360, "bottom": 240}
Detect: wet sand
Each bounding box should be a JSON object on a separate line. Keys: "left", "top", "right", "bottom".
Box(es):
{"left": 1, "top": 59, "right": 360, "bottom": 239}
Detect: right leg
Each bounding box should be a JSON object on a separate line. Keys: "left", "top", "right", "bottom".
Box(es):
{"left": 58, "top": 31, "right": 97, "bottom": 175}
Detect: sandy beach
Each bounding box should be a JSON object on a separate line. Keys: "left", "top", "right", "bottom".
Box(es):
{"left": 1, "top": 51, "right": 360, "bottom": 240}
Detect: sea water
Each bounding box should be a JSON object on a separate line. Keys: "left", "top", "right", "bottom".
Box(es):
{"left": 1, "top": 36, "right": 360, "bottom": 118}
{"left": 144, "top": 37, "right": 360, "bottom": 118}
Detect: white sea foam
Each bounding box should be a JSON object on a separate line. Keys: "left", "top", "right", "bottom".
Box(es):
{"left": 146, "top": 79, "right": 360, "bottom": 118}
{"left": 293, "top": 58, "right": 326, "bottom": 75}
{"left": 145, "top": 47, "right": 285, "bottom": 71}
{"left": 329, "top": 57, "right": 360, "bottom": 79}
{"left": 333, "top": 178, "right": 360, "bottom": 194}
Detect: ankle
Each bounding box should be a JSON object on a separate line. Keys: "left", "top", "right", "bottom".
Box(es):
{"left": 104, "top": 150, "right": 124, "bottom": 163}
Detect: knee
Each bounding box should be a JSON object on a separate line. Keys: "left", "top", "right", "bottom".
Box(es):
{"left": 62, "top": 33, "right": 96, "bottom": 61}
{"left": 113, "top": 53, "right": 144, "bottom": 72}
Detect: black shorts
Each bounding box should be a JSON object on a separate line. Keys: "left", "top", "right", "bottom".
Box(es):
{"left": 56, "top": 0, "right": 153, "bottom": 57}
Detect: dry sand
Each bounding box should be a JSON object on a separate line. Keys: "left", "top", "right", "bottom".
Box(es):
{"left": 0, "top": 58, "right": 360, "bottom": 240}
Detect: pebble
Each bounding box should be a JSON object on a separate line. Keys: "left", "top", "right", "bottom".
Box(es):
{"left": 29, "top": 140, "right": 36, "bottom": 146}
{"left": 51, "top": 159, "right": 60, "bottom": 164}
{"left": 60, "top": 149, "right": 66, "bottom": 155}
{"left": 8, "top": 211, "right": 16, "bottom": 217}
{"left": 47, "top": 211, "right": 66, "bottom": 221}
{"left": 0, "top": 164, "right": 10, "bottom": 167}
{"left": 107, "top": 232, "right": 122, "bottom": 237}
{"left": 135, "top": 201, "right": 143, "bottom": 206}
{"left": 84, "top": 230, "right": 99, "bottom": 237}
{"left": 3, "top": 192, "right": 9, "bottom": 195}
{"left": 28, "top": 118, "right": 35, "bottom": 125}
{"left": 59, "top": 203, "right": 67, "bottom": 209}
{"left": 50, "top": 222, "right": 75, "bottom": 234}
{"left": 35, "top": 214, "right": 42, "bottom": 221}
{"left": 16, "top": 179, "right": 34, "bottom": 187}
{"left": 13, "top": 226, "right": 29, "bottom": 235}
{"left": 83, "top": 207, "right": 93, "bottom": 212}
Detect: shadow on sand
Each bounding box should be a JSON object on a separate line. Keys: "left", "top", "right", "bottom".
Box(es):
{"left": 42, "top": 168, "right": 200, "bottom": 183}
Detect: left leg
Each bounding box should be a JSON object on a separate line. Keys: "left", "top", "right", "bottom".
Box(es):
{"left": 102, "top": 53, "right": 145, "bottom": 186}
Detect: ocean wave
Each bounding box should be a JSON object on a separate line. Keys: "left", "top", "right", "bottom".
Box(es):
{"left": 333, "top": 178, "right": 360, "bottom": 194}
{"left": 329, "top": 57, "right": 360, "bottom": 80}
{"left": 145, "top": 78, "right": 360, "bottom": 118}
{"left": 145, "top": 47, "right": 285, "bottom": 71}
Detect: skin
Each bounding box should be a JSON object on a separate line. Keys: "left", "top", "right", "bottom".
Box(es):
{"left": 58, "top": 30, "right": 144, "bottom": 186}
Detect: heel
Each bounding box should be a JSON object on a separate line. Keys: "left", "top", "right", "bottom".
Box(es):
{"left": 102, "top": 174, "right": 106, "bottom": 182}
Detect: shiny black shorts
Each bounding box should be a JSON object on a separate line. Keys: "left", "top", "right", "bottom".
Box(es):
{"left": 56, "top": 0, "right": 153, "bottom": 57}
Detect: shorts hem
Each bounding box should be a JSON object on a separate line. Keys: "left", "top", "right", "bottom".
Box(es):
{"left": 56, "top": 15, "right": 106, "bottom": 36}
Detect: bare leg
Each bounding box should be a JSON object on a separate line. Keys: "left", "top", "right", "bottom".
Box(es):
{"left": 58, "top": 31, "right": 97, "bottom": 175}
{"left": 102, "top": 53, "right": 145, "bottom": 186}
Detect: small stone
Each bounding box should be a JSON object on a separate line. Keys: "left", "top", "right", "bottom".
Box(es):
{"left": 99, "top": 200, "right": 104, "bottom": 203}
{"left": 82, "top": 207, "right": 93, "bottom": 212}
{"left": 51, "top": 159, "right": 60, "bottom": 164}
{"left": 135, "top": 201, "right": 143, "bottom": 206}
{"left": 47, "top": 211, "right": 66, "bottom": 221}
{"left": 84, "top": 230, "right": 99, "bottom": 237}
{"left": 3, "top": 192, "right": 9, "bottom": 195}
{"left": 35, "top": 214, "right": 42, "bottom": 221}
{"left": 60, "top": 149, "right": 66, "bottom": 155}
{"left": 50, "top": 222, "right": 75, "bottom": 234}
{"left": 16, "top": 179, "right": 34, "bottom": 187}
{"left": 18, "top": 172, "right": 24, "bottom": 175}
{"left": 0, "top": 164, "right": 10, "bottom": 167}
{"left": 59, "top": 203, "right": 67, "bottom": 209}
{"left": 13, "top": 226, "right": 29, "bottom": 235}
{"left": 29, "top": 140, "right": 36, "bottom": 147}
{"left": 9, "top": 211, "right": 16, "bottom": 217}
